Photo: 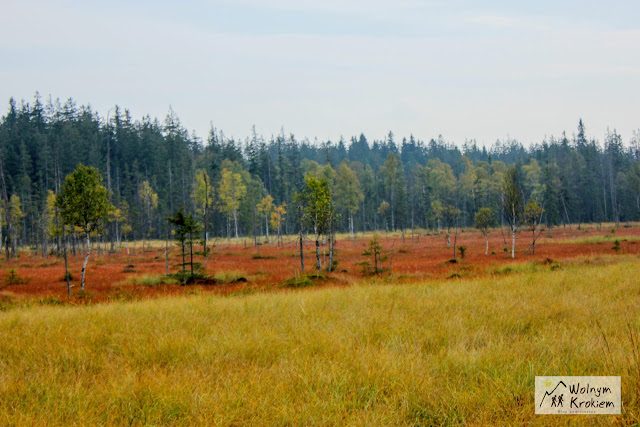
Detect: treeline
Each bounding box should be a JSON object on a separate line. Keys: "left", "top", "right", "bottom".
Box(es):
{"left": 1, "top": 93, "right": 639, "bottom": 254}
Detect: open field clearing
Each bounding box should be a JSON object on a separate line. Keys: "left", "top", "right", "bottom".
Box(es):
{"left": 0, "top": 256, "right": 638, "bottom": 425}
{"left": 0, "top": 224, "right": 638, "bottom": 306}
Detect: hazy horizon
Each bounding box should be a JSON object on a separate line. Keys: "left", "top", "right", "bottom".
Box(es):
{"left": 1, "top": 0, "right": 639, "bottom": 147}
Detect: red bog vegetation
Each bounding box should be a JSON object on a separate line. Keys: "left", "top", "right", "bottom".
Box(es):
{"left": 0, "top": 225, "right": 638, "bottom": 305}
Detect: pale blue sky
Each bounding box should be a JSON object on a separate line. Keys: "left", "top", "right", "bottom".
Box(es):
{"left": 1, "top": 0, "right": 639, "bottom": 146}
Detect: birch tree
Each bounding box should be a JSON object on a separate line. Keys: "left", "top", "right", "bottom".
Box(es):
{"left": 57, "top": 164, "right": 113, "bottom": 291}
{"left": 474, "top": 207, "right": 496, "bottom": 256}
{"left": 270, "top": 203, "right": 286, "bottom": 246}
{"left": 256, "top": 195, "right": 274, "bottom": 243}
{"left": 218, "top": 168, "right": 246, "bottom": 241}
{"left": 296, "top": 176, "right": 333, "bottom": 271}
{"left": 193, "top": 169, "right": 214, "bottom": 253}
{"left": 334, "top": 162, "right": 364, "bottom": 238}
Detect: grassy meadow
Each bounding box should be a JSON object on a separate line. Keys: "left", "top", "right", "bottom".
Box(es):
{"left": 1, "top": 255, "right": 639, "bottom": 425}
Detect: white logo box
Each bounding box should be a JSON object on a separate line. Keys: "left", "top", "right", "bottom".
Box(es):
{"left": 535, "top": 376, "right": 621, "bottom": 415}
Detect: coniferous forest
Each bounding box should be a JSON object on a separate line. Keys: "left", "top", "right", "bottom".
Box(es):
{"left": 1, "top": 93, "right": 639, "bottom": 254}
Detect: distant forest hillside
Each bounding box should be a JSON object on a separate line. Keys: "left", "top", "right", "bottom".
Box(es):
{"left": 1, "top": 93, "right": 639, "bottom": 251}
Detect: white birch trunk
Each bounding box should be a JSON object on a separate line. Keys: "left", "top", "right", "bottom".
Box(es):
{"left": 81, "top": 232, "right": 90, "bottom": 291}
{"left": 349, "top": 214, "right": 354, "bottom": 238}
{"left": 233, "top": 206, "right": 239, "bottom": 242}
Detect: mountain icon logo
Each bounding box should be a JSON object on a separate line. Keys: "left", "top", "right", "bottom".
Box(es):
{"left": 539, "top": 381, "right": 567, "bottom": 407}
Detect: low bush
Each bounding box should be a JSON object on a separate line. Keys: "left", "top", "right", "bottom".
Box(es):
{"left": 5, "top": 269, "right": 28, "bottom": 286}
{"left": 214, "top": 271, "right": 249, "bottom": 284}
{"left": 279, "top": 273, "right": 327, "bottom": 288}
{"left": 126, "top": 274, "right": 179, "bottom": 286}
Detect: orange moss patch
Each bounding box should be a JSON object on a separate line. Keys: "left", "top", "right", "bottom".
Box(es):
{"left": 0, "top": 224, "right": 638, "bottom": 305}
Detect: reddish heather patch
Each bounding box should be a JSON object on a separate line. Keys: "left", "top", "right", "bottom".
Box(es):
{"left": 0, "top": 224, "right": 637, "bottom": 305}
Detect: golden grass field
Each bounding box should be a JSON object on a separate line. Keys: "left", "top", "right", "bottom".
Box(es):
{"left": 0, "top": 253, "right": 638, "bottom": 425}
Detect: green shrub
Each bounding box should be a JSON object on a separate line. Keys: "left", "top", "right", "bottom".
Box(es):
{"left": 214, "top": 271, "right": 249, "bottom": 284}
{"left": 252, "top": 254, "right": 276, "bottom": 260}
{"left": 279, "top": 274, "right": 327, "bottom": 288}
{"left": 458, "top": 246, "right": 467, "bottom": 259}
{"left": 169, "top": 271, "right": 215, "bottom": 285}
{"left": 5, "top": 269, "right": 27, "bottom": 286}
{"left": 612, "top": 240, "right": 621, "bottom": 252}
{"left": 127, "top": 274, "right": 179, "bottom": 286}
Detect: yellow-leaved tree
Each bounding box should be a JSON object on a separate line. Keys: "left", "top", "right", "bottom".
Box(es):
{"left": 218, "top": 168, "right": 246, "bottom": 242}
{"left": 269, "top": 203, "right": 286, "bottom": 246}
{"left": 193, "top": 169, "right": 214, "bottom": 253}
{"left": 256, "top": 195, "right": 274, "bottom": 243}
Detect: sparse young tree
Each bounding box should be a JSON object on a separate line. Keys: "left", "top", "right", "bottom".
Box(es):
{"left": 56, "top": 164, "right": 114, "bottom": 291}
{"left": 523, "top": 199, "right": 545, "bottom": 254}
{"left": 474, "top": 207, "right": 496, "bottom": 256}
{"left": 432, "top": 201, "right": 460, "bottom": 248}
{"left": 167, "top": 207, "right": 201, "bottom": 277}
{"left": 502, "top": 166, "right": 524, "bottom": 259}
{"left": 296, "top": 175, "right": 333, "bottom": 271}
{"left": 361, "top": 234, "right": 387, "bottom": 274}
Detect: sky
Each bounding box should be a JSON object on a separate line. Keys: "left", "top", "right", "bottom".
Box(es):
{"left": 1, "top": 0, "right": 639, "bottom": 147}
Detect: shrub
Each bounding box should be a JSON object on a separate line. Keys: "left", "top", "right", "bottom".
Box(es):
{"left": 5, "top": 269, "right": 27, "bottom": 286}
{"left": 168, "top": 271, "right": 216, "bottom": 286}
{"left": 38, "top": 297, "right": 63, "bottom": 306}
{"left": 361, "top": 235, "right": 388, "bottom": 275}
{"left": 127, "top": 274, "right": 179, "bottom": 286}
{"left": 252, "top": 254, "right": 276, "bottom": 260}
{"left": 612, "top": 240, "right": 621, "bottom": 252}
{"left": 279, "top": 273, "right": 327, "bottom": 288}
{"left": 458, "top": 246, "right": 467, "bottom": 259}
{"left": 279, "top": 276, "right": 313, "bottom": 288}
{"left": 214, "top": 271, "right": 249, "bottom": 284}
